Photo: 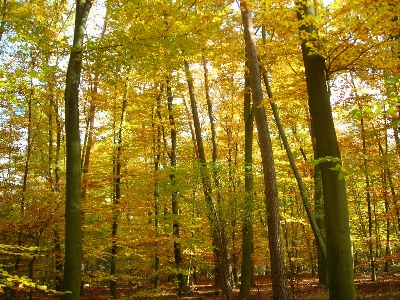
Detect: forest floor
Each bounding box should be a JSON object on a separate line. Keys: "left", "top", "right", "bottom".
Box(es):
{"left": 6, "top": 271, "right": 400, "bottom": 300}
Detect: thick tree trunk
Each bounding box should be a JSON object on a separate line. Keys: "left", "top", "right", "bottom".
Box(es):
{"left": 314, "top": 162, "right": 328, "bottom": 285}
{"left": 297, "top": 3, "right": 356, "bottom": 299}
{"left": 240, "top": 3, "right": 288, "bottom": 299}
{"left": 62, "top": 2, "right": 92, "bottom": 299}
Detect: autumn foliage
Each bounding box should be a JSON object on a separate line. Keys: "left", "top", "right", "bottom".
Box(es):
{"left": 0, "top": 0, "right": 399, "bottom": 299}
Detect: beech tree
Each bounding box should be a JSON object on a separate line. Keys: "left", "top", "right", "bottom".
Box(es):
{"left": 296, "top": 1, "right": 356, "bottom": 299}
{"left": 0, "top": 0, "right": 399, "bottom": 299}
{"left": 240, "top": 1, "right": 288, "bottom": 299}
{"left": 63, "top": 1, "right": 93, "bottom": 299}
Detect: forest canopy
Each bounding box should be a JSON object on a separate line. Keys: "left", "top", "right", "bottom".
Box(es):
{"left": 0, "top": 0, "right": 399, "bottom": 299}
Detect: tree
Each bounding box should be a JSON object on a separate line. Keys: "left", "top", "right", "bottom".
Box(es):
{"left": 240, "top": 1, "right": 288, "bottom": 299}
{"left": 239, "top": 62, "right": 254, "bottom": 300}
{"left": 296, "top": 2, "right": 356, "bottom": 299}
{"left": 185, "top": 59, "right": 234, "bottom": 299}
{"left": 63, "top": 1, "right": 93, "bottom": 299}
{"left": 166, "top": 79, "right": 189, "bottom": 295}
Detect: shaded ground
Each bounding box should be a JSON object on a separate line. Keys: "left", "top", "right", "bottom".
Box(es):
{"left": 4, "top": 271, "right": 400, "bottom": 299}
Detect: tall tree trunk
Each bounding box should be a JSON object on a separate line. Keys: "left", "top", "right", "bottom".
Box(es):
{"left": 80, "top": 102, "right": 95, "bottom": 295}
{"left": 62, "top": 1, "right": 93, "bottom": 299}
{"left": 47, "top": 66, "right": 63, "bottom": 291}
{"left": 15, "top": 78, "right": 34, "bottom": 277}
{"left": 261, "top": 67, "right": 327, "bottom": 263}
{"left": 314, "top": 156, "right": 327, "bottom": 284}
{"left": 239, "top": 63, "right": 254, "bottom": 300}
{"left": 166, "top": 80, "right": 189, "bottom": 294}
{"left": 152, "top": 87, "right": 162, "bottom": 289}
{"left": 240, "top": 3, "right": 288, "bottom": 299}
{"left": 110, "top": 82, "right": 128, "bottom": 299}
{"left": 185, "top": 60, "right": 233, "bottom": 299}
{"left": 48, "top": 80, "right": 54, "bottom": 193}
{"left": 202, "top": 57, "right": 232, "bottom": 288}
{"left": 359, "top": 104, "right": 376, "bottom": 281}
{"left": 54, "top": 99, "right": 63, "bottom": 292}
{"left": 296, "top": 3, "right": 356, "bottom": 299}
{"left": 375, "top": 126, "right": 394, "bottom": 273}
{"left": 305, "top": 108, "right": 328, "bottom": 284}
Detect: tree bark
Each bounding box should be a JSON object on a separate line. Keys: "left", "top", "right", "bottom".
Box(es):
{"left": 297, "top": 3, "right": 356, "bottom": 299}
{"left": 62, "top": 1, "right": 93, "bottom": 299}
{"left": 240, "top": 2, "right": 288, "bottom": 299}
{"left": 239, "top": 62, "right": 254, "bottom": 300}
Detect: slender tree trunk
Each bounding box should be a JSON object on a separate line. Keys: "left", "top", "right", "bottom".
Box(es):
{"left": 383, "top": 129, "right": 392, "bottom": 273}
{"left": 239, "top": 63, "right": 254, "bottom": 300}
{"left": 296, "top": 3, "right": 356, "bottom": 299}
{"left": 47, "top": 67, "right": 63, "bottom": 291}
{"left": 166, "top": 80, "right": 188, "bottom": 294}
{"left": 376, "top": 127, "right": 393, "bottom": 273}
{"left": 54, "top": 100, "right": 63, "bottom": 292}
{"left": 185, "top": 60, "right": 233, "bottom": 299}
{"left": 110, "top": 82, "right": 128, "bottom": 299}
{"left": 228, "top": 141, "right": 239, "bottom": 286}
{"left": 80, "top": 101, "right": 96, "bottom": 296}
{"left": 359, "top": 105, "right": 376, "bottom": 281}
{"left": 16, "top": 80, "right": 34, "bottom": 276}
{"left": 382, "top": 168, "right": 391, "bottom": 272}
{"left": 240, "top": 3, "right": 288, "bottom": 299}
{"left": 63, "top": 2, "right": 93, "bottom": 299}
{"left": 202, "top": 57, "right": 233, "bottom": 289}
{"left": 152, "top": 87, "right": 162, "bottom": 289}
{"left": 48, "top": 81, "right": 54, "bottom": 192}
{"left": 261, "top": 67, "right": 327, "bottom": 262}
{"left": 25, "top": 79, "right": 35, "bottom": 300}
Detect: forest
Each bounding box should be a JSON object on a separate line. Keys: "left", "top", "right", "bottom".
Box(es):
{"left": 0, "top": 0, "right": 399, "bottom": 299}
